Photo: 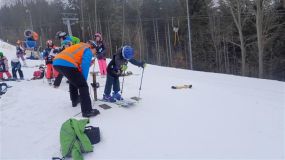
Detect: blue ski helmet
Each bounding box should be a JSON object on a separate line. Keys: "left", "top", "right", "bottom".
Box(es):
{"left": 122, "top": 45, "right": 134, "bottom": 60}
{"left": 61, "top": 40, "right": 72, "bottom": 47}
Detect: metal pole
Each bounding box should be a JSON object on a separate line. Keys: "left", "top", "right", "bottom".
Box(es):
{"left": 62, "top": 14, "right": 78, "bottom": 37}
{"left": 138, "top": 68, "right": 145, "bottom": 98}
{"left": 66, "top": 20, "right": 73, "bottom": 36}
{"left": 186, "top": 0, "right": 193, "bottom": 70}
{"left": 26, "top": 9, "right": 33, "bottom": 30}
{"left": 122, "top": 0, "right": 125, "bottom": 45}
{"left": 80, "top": 0, "right": 85, "bottom": 41}
{"left": 94, "top": 0, "right": 97, "bottom": 31}
{"left": 120, "top": 71, "right": 125, "bottom": 96}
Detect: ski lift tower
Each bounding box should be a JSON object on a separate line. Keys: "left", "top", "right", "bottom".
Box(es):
{"left": 62, "top": 13, "right": 79, "bottom": 36}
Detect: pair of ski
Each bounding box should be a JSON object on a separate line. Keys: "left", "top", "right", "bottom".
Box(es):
{"left": 90, "top": 71, "right": 141, "bottom": 109}
{"left": 22, "top": 65, "right": 43, "bottom": 68}
{"left": 1, "top": 78, "right": 29, "bottom": 82}
{"left": 98, "top": 97, "right": 141, "bottom": 108}
{"left": 171, "top": 84, "right": 192, "bottom": 89}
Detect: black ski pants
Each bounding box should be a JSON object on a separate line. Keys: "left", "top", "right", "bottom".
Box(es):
{"left": 53, "top": 73, "right": 63, "bottom": 87}
{"left": 12, "top": 62, "right": 23, "bottom": 79}
{"left": 54, "top": 65, "right": 92, "bottom": 114}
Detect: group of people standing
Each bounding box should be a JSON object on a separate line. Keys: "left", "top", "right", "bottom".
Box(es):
{"left": 1, "top": 30, "right": 146, "bottom": 118}
{"left": 51, "top": 31, "right": 146, "bottom": 118}
{"left": 0, "top": 42, "right": 26, "bottom": 81}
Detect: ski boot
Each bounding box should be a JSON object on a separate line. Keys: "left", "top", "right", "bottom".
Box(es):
{"left": 82, "top": 109, "right": 100, "bottom": 118}
{"left": 112, "top": 92, "right": 124, "bottom": 101}
{"left": 103, "top": 94, "right": 116, "bottom": 102}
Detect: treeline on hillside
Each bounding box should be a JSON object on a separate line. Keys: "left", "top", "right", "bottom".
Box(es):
{"left": 0, "top": 0, "right": 284, "bottom": 81}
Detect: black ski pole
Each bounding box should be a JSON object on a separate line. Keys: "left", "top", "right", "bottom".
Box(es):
{"left": 120, "top": 71, "right": 125, "bottom": 96}
{"left": 138, "top": 68, "right": 145, "bottom": 98}
{"left": 43, "top": 69, "right": 45, "bottom": 84}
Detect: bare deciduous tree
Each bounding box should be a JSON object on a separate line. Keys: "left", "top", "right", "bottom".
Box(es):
{"left": 251, "top": 0, "right": 281, "bottom": 78}
{"left": 222, "top": 0, "right": 249, "bottom": 76}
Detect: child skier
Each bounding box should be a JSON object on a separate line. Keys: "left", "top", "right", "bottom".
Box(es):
{"left": 0, "top": 52, "right": 12, "bottom": 81}
{"left": 11, "top": 58, "right": 24, "bottom": 80}
{"left": 94, "top": 33, "right": 107, "bottom": 76}
{"left": 55, "top": 31, "right": 80, "bottom": 47}
{"left": 53, "top": 40, "right": 72, "bottom": 88}
{"left": 42, "top": 40, "right": 60, "bottom": 85}
{"left": 31, "top": 65, "right": 45, "bottom": 80}
{"left": 16, "top": 40, "right": 27, "bottom": 66}
{"left": 103, "top": 45, "right": 146, "bottom": 102}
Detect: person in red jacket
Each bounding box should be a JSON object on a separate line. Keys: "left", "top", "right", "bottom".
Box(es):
{"left": 31, "top": 65, "right": 45, "bottom": 80}
{"left": 0, "top": 52, "right": 12, "bottom": 81}
{"left": 42, "top": 40, "right": 60, "bottom": 85}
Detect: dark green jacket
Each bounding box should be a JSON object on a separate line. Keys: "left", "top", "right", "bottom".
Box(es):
{"left": 60, "top": 118, "right": 93, "bottom": 160}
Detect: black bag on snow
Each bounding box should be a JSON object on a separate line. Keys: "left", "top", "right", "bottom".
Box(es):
{"left": 84, "top": 126, "right": 100, "bottom": 145}
{"left": 0, "top": 83, "right": 8, "bottom": 95}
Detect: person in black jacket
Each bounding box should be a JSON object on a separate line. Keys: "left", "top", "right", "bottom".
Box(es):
{"left": 94, "top": 33, "right": 107, "bottom": 76}
{"left": 103, "top": 45, "right": 146, "bottom": 102}
{"left": 11, "top": 58, "right": 24, "bottom": 80}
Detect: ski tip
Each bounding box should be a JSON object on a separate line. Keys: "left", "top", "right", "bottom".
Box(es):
{"left": 99, "top": 104, "right": 112, "bottom": 110}
{"left": 130, "top": 97, "right": 142, "bottom": 101}
{"left": 171, "top": 85, "right": 192, "bottom": 89}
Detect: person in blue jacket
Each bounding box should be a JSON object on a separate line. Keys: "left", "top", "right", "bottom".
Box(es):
{"left": 53, "top": 40, "right": 100, "bottom": 118}
{"left": 103, "top": 45, "right": 146, "bottom": 102}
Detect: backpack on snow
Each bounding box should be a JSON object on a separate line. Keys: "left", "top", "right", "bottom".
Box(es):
{"left": 84, "top": 126, "right": 100, "bottom": 145}
{"left": 0, "top": 83, "right": 9, "bottom": 95}
{"left": 52, "top": 119, "right": 100, "bottom": 160}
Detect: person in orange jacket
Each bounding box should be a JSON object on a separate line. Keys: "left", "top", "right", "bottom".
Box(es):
{"left": 53, "top": 40, "right": 99, "bottom": 118}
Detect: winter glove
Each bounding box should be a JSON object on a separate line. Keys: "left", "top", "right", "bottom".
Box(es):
{"left": 90, "top": 58, "right": 95, "bottom": 66}
{"left": 141, "top": 62, "right": 146, "bottom": 68}
{"left": 121, "top": 65, "right": 128, "bottom": 71}
{"left": 115, "top": 70, "right": 121, "bottom": 76}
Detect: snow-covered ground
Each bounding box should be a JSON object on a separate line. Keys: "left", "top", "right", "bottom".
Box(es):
{"left": 0, "top": 41, "right": 284, "bottom": 160}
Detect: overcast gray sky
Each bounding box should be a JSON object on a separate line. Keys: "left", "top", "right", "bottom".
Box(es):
{"left": 0, "top": 0, "right": 219, "bottom": 8}
{"left": 0, "top": 0, "right": 55, "bottom": 7}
